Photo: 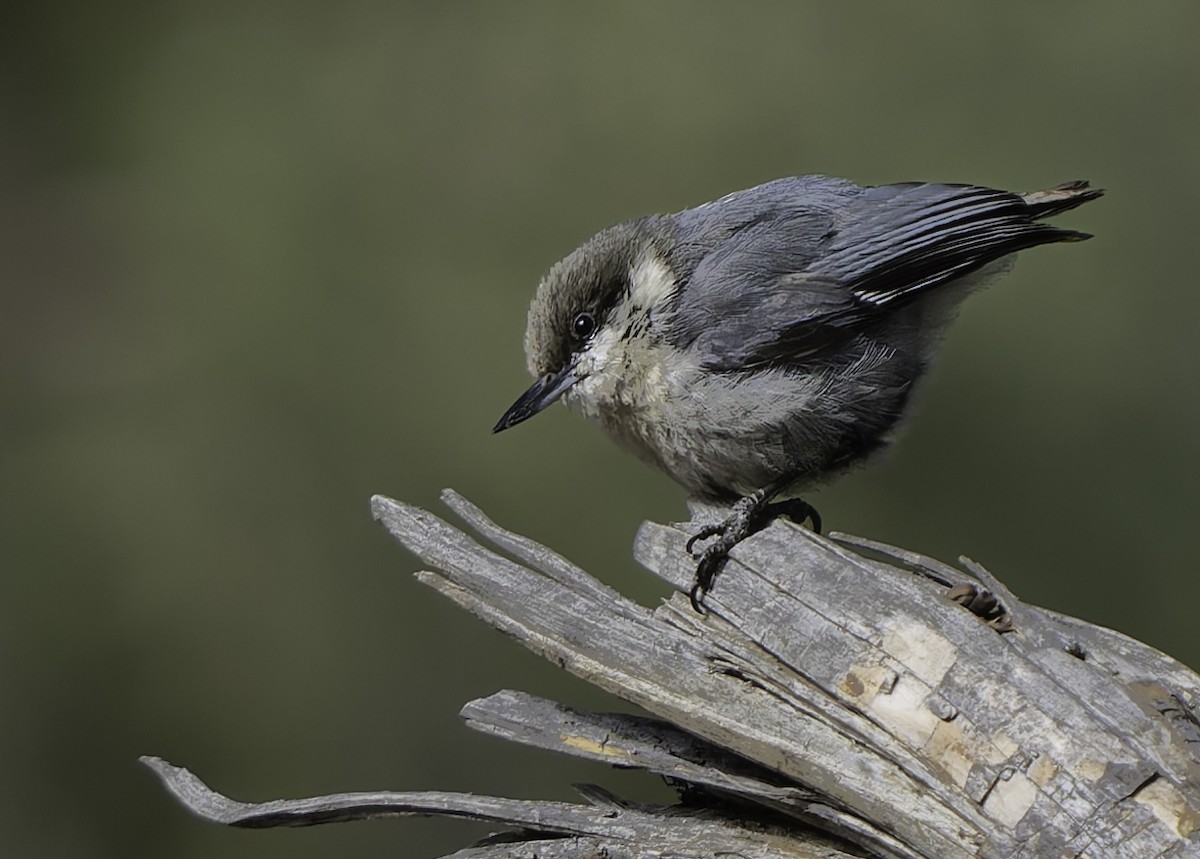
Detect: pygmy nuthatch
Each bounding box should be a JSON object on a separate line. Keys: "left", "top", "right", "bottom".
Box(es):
{"left": 494, "top": 175, "right": 1102, "bottom": 610}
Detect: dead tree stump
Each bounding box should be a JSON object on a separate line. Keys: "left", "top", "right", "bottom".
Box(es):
{"left": 143, "top": 490, "right": 1200, "bottom": 858}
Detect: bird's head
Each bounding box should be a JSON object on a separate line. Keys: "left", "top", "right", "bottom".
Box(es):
{"left": 493, "top": 217, "right": 677, "bottom": 433}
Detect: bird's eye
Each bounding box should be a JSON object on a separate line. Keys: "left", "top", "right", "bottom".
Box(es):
{"left": 571, "top": 311, "right": 597, "bottom": 341}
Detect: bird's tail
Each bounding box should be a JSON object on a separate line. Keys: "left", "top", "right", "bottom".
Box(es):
{"left": 1021, "top": 180, "right": 1105, "bottom": 219}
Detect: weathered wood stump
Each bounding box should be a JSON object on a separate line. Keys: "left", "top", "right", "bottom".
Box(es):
{"left": 143, "top": 490, "right": 1200, "bottom": 858}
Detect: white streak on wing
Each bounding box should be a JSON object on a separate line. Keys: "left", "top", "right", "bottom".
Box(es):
{"left": 629, "top": 253, "right": 677, "bottom": 311}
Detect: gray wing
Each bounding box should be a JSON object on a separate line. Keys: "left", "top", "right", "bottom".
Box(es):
{"left": 666, "top": 177, "right": 1095, "bottom": 371}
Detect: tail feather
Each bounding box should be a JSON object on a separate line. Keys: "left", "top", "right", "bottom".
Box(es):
{"left": 1021, "top": 180, "right": 1105, "bottom": 219}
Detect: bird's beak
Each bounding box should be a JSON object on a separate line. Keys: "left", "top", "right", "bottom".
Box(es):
{"left": 493, "top": 364, "right": 579, "bottom": 433}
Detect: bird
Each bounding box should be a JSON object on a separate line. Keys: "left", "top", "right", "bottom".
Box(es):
{"left": 492, "top": 175, "right": 1102, "bottom": 611}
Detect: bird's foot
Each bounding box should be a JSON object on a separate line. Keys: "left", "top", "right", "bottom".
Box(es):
{"left": 766, "top": 498, "right": 822, "bottom": 535}
{"left": 686, "top": 494, "right": 821, "bottom": 613}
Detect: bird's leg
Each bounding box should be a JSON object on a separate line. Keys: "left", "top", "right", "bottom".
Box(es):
{"left": 686, "top": 478, "right": 821, "bottom": 612}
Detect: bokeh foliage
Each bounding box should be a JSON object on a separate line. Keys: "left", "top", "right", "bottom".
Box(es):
{"left": 2, "top": 3, "right": 1198, "bottom": 857}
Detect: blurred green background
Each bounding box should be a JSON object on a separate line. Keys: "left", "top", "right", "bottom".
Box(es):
{"left": 3, "top": 3, "right": 1198, "bottom": 857}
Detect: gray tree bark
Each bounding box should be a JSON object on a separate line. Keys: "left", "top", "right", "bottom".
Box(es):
{"left": 144, "top": 490, "right": 1200, "bottom": 858}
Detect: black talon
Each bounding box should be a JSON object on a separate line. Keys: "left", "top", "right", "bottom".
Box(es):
{"left": 766, "top": 498, "right": 822, "bottom": 534}
{"left": 685, "top": 523, "right": 724, "bottom": 557}
{"left": 690, "top": 541, "right": 733, "bottom": 608}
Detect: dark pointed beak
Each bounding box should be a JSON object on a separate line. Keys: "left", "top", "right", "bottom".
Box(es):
{"left": 493, "top": 365, "right": 579, "bottom": 433}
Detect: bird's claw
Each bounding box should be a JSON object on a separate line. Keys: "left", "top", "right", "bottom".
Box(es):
{"left": 689, "top": 539, "right": 739, "bottom": 612}
{"left": 685, "top": 497, "right": 764, "bottom": 611}
{"left": 685, "top": 493, "right": 822, "bottom": 613}
{"left": 685, "top": 522, "right": 726, "bottom": 558}
{"left": 769, "top": 498, "right": 823, "bottom": 534}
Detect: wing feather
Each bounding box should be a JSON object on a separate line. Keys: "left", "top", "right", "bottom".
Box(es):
{"left": 666, "top": 178, "right": 1097, "bottom": 370}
